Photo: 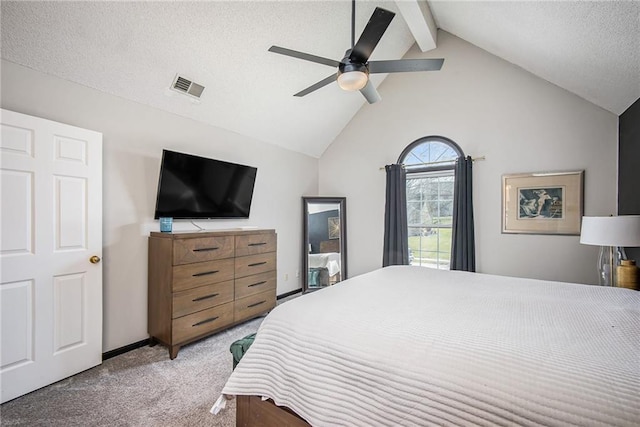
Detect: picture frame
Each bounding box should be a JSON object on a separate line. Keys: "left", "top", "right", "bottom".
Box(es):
{"left": 328, "top": 217, "right": 340, "bottom": 239}
{"left": 502, "top": 170, "right": 584, "bottom": 235}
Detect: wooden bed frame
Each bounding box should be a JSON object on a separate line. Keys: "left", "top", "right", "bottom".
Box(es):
{"left": 236, "top": 395, "right": 310, "bottom": 427}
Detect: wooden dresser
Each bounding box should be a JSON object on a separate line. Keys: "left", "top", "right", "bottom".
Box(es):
{"left": 148, "top": 229, "right": 277, "bottom": 359}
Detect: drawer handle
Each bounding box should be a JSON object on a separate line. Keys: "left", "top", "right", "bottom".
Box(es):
{"left": 248, "top": 281, "right": 267, "bottom": 288}
{"left": 192, "top": 270, "right": 219, "bottom": 277}
{"left": 193, "top": 316, "right": 219, "bottom": 327}
{"left": 248, "top": 242, "right": 267, "bottom": 247}
{"left": 248, "top": 262, "right": 267, "bottom": 267}
{"left": 193, "top": 247, "right": 219, "bottom": 252}
{"left": 247, "top": 300, "right": 266, "bottom": 308}
{"left": 192, "top": 293, "right": 219, "bottom": 302}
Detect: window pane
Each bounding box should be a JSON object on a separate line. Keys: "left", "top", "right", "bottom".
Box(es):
{"left": 423, "top": 181, "right": 439, "bottom": 199}
{"left": 438, "top": 201, "right": 453, "bottom": 225}
{"left": 405, "top": 174, "right": 455, "bottom": 269}
{"left": 407, "top": 201, "right": 423, "bottom": 225}
{"left": 408, "top": 227, "right": 451, "bottom": 269}
{"left": 403, "top": 141, "right": 459, "bottom": 171}
{"left": 439, "top": 179, "right": 454, "bottom": 198}
{"left": 406, "top": 186, "right": 423, "bottom": 201}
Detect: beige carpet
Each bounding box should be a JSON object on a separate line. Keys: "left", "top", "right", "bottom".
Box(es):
{"left": 0, "top": 316, "right": 264, "bottom": 426}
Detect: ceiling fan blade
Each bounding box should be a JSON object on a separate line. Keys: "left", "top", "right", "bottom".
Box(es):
{"left": 294, "top": 74, "right": 337, "bottom": 97}
{"left": 359, "top": 79, "right": 381, "bottom": 104}
{"left": 269, "top": 46, "right": 341, "bottom": 68}
{"left": 368, "top": 58, "right": 445, "bottom": 74}
{"left": 349, "top": 7, "right": 395, "bottom": 64}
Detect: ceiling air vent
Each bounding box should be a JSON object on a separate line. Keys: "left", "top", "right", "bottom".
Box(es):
{"left": 170, "top": 75, "right": 205, "bottom": 99}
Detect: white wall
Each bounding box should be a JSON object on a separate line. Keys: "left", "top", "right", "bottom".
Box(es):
{"left": 319, "top": 31, "right": 618, "bottom": 285}
{"left": 1, "top": 60, "right": 317, "bottom": 351}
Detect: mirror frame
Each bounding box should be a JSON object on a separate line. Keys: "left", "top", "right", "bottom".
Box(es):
{"left": 302, "top": 196, "right": 347, "bottom": 293}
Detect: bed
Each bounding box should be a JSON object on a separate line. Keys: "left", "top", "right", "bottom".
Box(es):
{"left": 214, "top": 266, "right": 640, "bottom": 426}
{"left": 308, "top": 252, "right": 341, "bottom": 287}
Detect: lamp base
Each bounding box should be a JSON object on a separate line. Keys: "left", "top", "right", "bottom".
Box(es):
{"left": 597, "top": 246, "right": 626, "bottom": 286}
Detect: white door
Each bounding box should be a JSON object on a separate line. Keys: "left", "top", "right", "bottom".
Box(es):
{"left": 0, "top": 109, "right": 103, "bottom": 403}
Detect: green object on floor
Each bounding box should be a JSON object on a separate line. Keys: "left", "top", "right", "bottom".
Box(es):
{"left": 230, "top": 333, "right": 256, "bottom": 369}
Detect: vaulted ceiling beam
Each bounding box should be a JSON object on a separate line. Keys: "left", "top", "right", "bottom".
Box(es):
{"left": 395, "top": 0, "right": 438, "bottom": 52}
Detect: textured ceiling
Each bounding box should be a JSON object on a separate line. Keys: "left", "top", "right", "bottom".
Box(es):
{"left": 1, "top": 0, "right": 415, "bottom": 158}
{"left": 2, "top": 1, "right": 638, "bottom": 158}
{"left": 429, "top": 0, "right": 640, "bottom": 116}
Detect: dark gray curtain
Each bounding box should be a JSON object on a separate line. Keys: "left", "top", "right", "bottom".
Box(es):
{"left": 451, "top": 156, "right": 475, "bottom": 271}
{"left": 383, "top": 164, "right": 409, "bottom": 267}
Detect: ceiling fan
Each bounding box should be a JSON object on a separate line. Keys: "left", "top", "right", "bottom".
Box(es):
{"left": 268, "top": 1, "right": 444, "bottom": 104}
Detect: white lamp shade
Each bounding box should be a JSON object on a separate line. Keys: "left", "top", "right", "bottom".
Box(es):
{"left": 337, "top": 71, "right": 368, "bottom": 91}
{"left": 580, "top": 215, "right": 640, "bottom": 247}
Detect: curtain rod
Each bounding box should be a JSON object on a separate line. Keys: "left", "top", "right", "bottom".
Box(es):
{"left": 379, "top": 156, "right": 485, "bottom": 170}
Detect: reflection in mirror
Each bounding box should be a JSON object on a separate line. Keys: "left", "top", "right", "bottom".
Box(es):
{"left": 302, "top": 197, "right": 347, "bottom": 293}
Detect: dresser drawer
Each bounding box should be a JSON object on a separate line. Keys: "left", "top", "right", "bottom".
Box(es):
{"left": 235, "top": 252, "right": 276, "bottom": 278}
{"left": 234, "top": 290, "right": 276, "bottom": 322}
{"left": 235, "top": 233, "right": 276, "bottom": 257}
{"left": 173, "top": 280, "right": 234, "bottom": 318}
{"left": 235, "top": 271, "right": 277, "bottom": 299}
{"left": 173, "top": 236, "right": 235, "bottom": 265}
{"left": 173, "top": 258, "right": 234, "bottom": 292}
{"left": 172, "top": 302, "right": 234, "bottom": 344}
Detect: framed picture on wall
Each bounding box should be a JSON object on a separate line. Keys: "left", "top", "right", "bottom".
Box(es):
{"left": 328, "top": 217, "right": 340, "bottom": 239}
{"left": 502, "top": 170, "right": 584, "bottom": 235}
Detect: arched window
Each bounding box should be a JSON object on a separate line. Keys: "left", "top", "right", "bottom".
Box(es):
{"left": 398, "top": 136, "right": 463, "bottom": 269}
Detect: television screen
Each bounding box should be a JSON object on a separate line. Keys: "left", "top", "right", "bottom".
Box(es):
{"left": 154, "top": 150, "right": 257, "bottom": 219}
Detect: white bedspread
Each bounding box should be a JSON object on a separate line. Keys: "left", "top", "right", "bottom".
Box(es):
{"left": 308, "top": 252, "right": 341, "bottom": 276}
{"left": 220, "top": 266, "right": 640, "bottom": 426}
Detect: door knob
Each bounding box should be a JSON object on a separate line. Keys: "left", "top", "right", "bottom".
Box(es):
{"left": 89, "top": 255, "right": 101, "bottom": 264}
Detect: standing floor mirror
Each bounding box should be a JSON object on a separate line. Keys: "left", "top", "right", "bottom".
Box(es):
{"left": 302, "top": 197, "right": 347, "bottom": 293}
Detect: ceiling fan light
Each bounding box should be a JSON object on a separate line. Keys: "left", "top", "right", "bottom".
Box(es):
{"left": 337, "top": 71, "right": 368, "bottom": 91}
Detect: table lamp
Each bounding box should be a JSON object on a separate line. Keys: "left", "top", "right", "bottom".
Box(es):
{"left": 580, "top": 215, "right": 640, "bottom": 287}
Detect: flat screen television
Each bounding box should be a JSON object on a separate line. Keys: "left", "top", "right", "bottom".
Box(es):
{"left": 154, "top": 149, "right": 257, "bottom": 219}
